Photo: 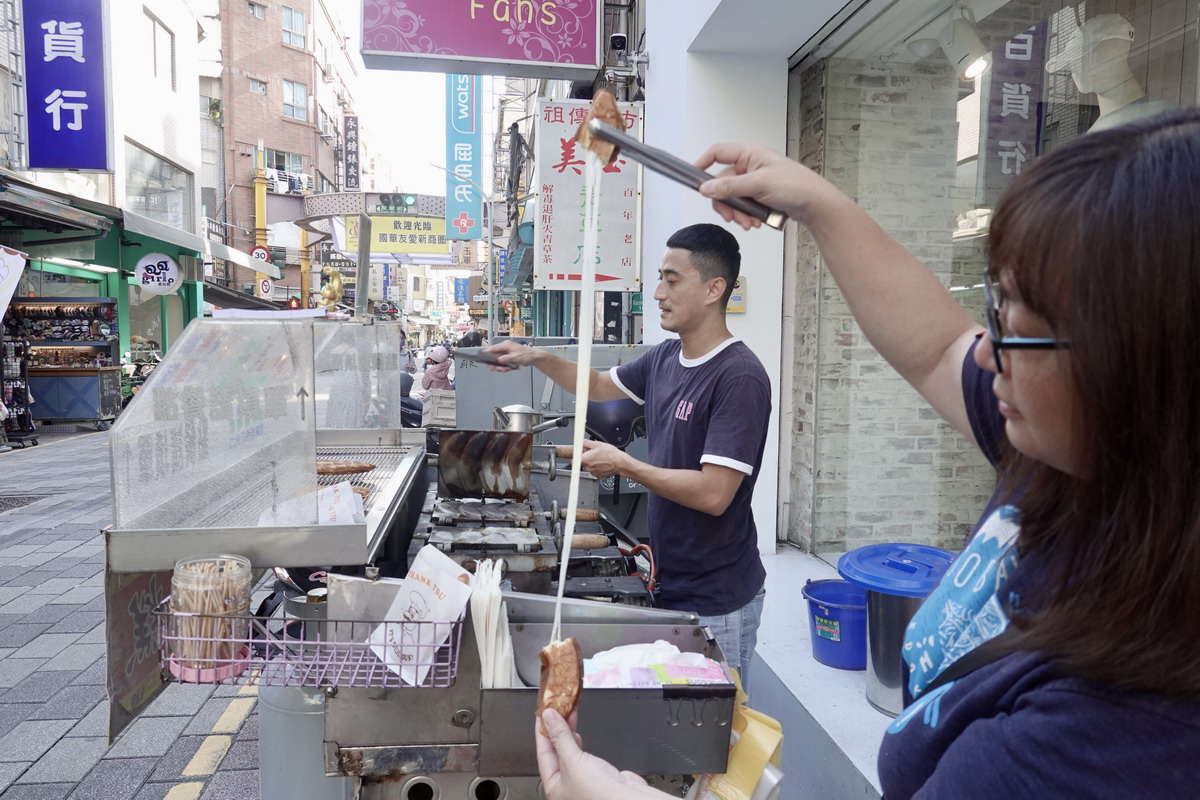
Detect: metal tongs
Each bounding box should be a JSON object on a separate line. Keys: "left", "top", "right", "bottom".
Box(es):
{"left": 586, "top": 119, "right": 788, "bottom": 230}
{"left": 455, "top": 349, "right": 516, "bottom": 369}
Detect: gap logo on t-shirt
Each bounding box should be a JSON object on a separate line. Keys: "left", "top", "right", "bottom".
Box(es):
{"left": 904, "top": 504, "right": 1021, "bottom": 699}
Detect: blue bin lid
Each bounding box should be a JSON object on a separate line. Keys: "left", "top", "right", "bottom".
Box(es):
{"left": 837, "top": 543, "right": 956, "bottom": 598}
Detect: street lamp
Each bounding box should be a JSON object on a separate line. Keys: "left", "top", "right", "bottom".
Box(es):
{"left": 432, "top": 164, "right": 497, "bottom": 340}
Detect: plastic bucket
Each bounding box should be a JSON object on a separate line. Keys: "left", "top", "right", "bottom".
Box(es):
{"left": 801, "top": 579, "right": 867, "bottom": 670}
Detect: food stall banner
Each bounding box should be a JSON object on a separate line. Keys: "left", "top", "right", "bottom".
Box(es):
{"left": 446, "top": 74, "right": 483, "bottom": 240}
{"left": 109, "top": 319, "right": 318, "bottom": 531}
{"left": 0, "top": 247, "right": 28, "bottom": 320}
{"left": 23, "top": 0, "right": 111, "bottom": 170}
{"left": 534, "top": 99, "right": 643, "bottom": 292}
{"left": 361, "top": 0, "right": 600, "bottom": 79}
{"left": 345, "top": 215, "right": 449, "bottom": 255}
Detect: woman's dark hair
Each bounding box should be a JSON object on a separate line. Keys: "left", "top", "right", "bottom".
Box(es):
{"left": 989, "top": 108, "right": 1200, "bottom": 699}
{"left": 666, "top": 223, "right": 741, "bottom": 306}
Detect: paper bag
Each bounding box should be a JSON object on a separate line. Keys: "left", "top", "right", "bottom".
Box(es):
{"left": 368, "top": 545, "right": 472, "bottom": 685}
{"left": 687, "top": 670, "right": 784, "bottom": 800}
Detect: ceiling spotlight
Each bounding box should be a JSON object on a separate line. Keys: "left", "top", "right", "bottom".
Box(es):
{"left": 938, "top": 7, "right": 990, "bottom": 80}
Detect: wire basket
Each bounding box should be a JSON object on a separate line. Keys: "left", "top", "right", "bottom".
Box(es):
{"left": 154, "top": 598, "right": 464, "bottom": 689}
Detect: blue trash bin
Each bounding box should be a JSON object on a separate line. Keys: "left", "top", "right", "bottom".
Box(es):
{"left": 801, "top": 579, "right": 867, "bottom": 670}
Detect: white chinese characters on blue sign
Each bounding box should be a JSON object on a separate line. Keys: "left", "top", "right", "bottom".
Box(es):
{"left": 24, "top": 0, "right": 109, "bottom": 170}
{"left": 445, "top": 74, "right": 483, "bottom": 241}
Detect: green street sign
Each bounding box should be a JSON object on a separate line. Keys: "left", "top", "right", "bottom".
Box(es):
{"left": 631, "top": 292, "right": 642, "bottom": 314}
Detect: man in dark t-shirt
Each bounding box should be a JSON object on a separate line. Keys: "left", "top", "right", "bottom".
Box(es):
{"left": 488, "top": 224, "right": 771, "bottom": 675}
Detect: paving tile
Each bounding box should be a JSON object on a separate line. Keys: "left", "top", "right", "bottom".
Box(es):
{"left": 0, "top": 594, "right": 51, "bottom": 615}
{"left": 132, "top": 784, "right": 179, "bottom": 800}
{"left": 35, "top": 541, "right": 80, "bottom": 554}
{"left": 8, "top": 552, "right": 59, "bottom": 567}
{"left": 65, "top": 702, "right": 108, "bottom": 738}
{"left": 27, "top": 579, "right": 84, "bottom": 595}
{"left": 42, "top": 642, "right": 105, "bottom": 672}
{"left": 0, "top": 567, "right": 32, "bottom": 582}
{"left": 183, "top": 698, "right": 239, "bottom": 737}
{"left": 142, "top": 683, "right": 215, "bottom": 718}
{"left": 0, "top": 761, "right": 28, "bottom": 794}
{"left": 80, "top": 597, "right": 106, "bottom": 614}
{"left": 52, "top": 565, "right": 103, "bottom": 580}
{"left": 14, "top": 604, "right": 76, "bottom": 624}
{"left": 28, "top": 684, "right": 105, "bottom": 721}
{"left": 199, "top": 769, "right": 258, "bottom": 800}
{"left": 0, "top": 623, "right": 52, "bottom": 648}
{"left": 46, "top": 586, "right": 103, "bottom": 605}
{"left": 48, "top": 612, "right": 104, "bottom": 634}
{"left": 0, "top": 718, "right": 75, "bottom": 761}
{"left": 234, "top": 711, "right": 259, "bottom": 741}
{"left": 148, "top": 736, "right": 207, "bottom": 782}
{"left": 0, "top": 783, "right": 75, "bottom": 799}
{"left": 0, "top": 586, "right": 26, "bottom": 604}
{"left": 15, "top": 735, "right": 107, "bottom": 784}
{"left": 0, "top": 669, "right": 74, "bottom": 703}
{"left": 0, "top": 545, "right": 42, "bottom": 557}
{"left": 76, "top": 625, "right": 105, "bottom": 645}
{"left": 218, "top": 738, "right": 258, "bottom": 770}
{"left": 70, "top": 659, "right": 107, "bottom": 686}
{"left": 69, "top": 756, "right": 157, "bottom": 800}
{"left": 0, "top": 702, "right": 38, "bottom": 737}
{"left": 11, "top": 632, "right": 82, "bottom": 659}
{"left": 0, "top": 658, "right": 48, "bottom": 689}
{"left": 107, "top": 715, "right": 190, "bottom": 759}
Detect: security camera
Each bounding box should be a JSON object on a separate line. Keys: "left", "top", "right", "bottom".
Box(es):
{"left": 610, "top": 32, "right": 628, "bottom": 52}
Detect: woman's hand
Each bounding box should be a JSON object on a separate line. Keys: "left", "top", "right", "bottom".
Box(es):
{"left": 535, "top": 709, "right": 659, "bottom": 800}
{"left": 695, "top": 142, "right": 839, "bottom": 230}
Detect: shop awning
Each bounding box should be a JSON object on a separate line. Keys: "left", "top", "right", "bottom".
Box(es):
{"left": 0, "top": 178, "right": 113, "bottom": 233}
{"left": 408, "top": 316, "right": 438, "bottom": 327}
{"left": 202, "top": 280, "right": 280, "bottom": 310}
{"left": 122, "top": 211, "right": 281, "bottom": 280}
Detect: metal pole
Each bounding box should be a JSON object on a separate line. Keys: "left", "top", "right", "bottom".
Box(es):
{"left": 487, "top": 199, "right": 495, "bottom": 340}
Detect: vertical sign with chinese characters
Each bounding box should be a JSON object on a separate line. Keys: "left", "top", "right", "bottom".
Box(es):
{"left": 454, "top": 278, "right": 469, "bottom": 304}
{"left": 23, "top": 0, "right": 110, "bottom": 170}
{"left": 982, "top": 24, "right": 1046, "bottom": 208}
{"left": 445, "top": 74, "right": 482, "bottom": 240}
{"left": 344, "top": 115, "right": 360, "bottom": 190}
{"left": 534, "top": 99, "right": 643, "bottom": 293}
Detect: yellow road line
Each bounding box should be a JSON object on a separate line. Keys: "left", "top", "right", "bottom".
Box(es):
{"left": 238, "top": 683, "right": 258, "bottom": 696}
{"left": 164, "top": 783, "right": 204, "bottom": 800}
{"left": 182, "top": 735, "right": 232, "bottom": 776}
{"left": 212, "top": 696, "right": 256, "bottom": 733}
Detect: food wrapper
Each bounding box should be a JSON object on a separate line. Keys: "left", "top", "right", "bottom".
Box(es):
{"left": 582, "top": 640, "right": 731, "bottom": 688}
{"left": 367, "top": 545, "right": 473, "bottom": 685}
{"left": 256, "top": 481, "right": 364, "bottom": 527}
{"left": 686, "top": 671, "right": 784, "bottom": 800}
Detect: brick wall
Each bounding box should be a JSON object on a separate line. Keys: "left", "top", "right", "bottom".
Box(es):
{"left": 789, "top": 56, "right": 995, "bottom": 555}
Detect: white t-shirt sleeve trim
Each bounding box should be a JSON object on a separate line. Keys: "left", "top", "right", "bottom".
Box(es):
{"left": 608, "top": 366, "right": 645, "bottom": 405}
{"left": 700, "top": 454, "right": 754, "bottom": 476}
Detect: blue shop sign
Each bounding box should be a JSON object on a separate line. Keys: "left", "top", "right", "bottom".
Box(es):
{"left": 454, "top": 278, "right": 469, "bottom": 304}
{"left": 445, "top": 74, "right": 482, "bottom": 240}
{"left": 23, "top": 0, "right": 110, "bottom": 171}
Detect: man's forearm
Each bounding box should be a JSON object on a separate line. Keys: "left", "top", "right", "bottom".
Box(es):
{"left": 620, "top": 458, "right": 738, "bottom": 517}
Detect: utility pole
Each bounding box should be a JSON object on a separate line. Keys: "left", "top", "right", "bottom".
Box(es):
{"left": 253, "top": 140, "right": 270, "bottom": 296}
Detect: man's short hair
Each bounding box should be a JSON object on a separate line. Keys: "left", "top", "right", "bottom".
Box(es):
{"left": 666, "top": 224, "right": 741, "bottom": 306}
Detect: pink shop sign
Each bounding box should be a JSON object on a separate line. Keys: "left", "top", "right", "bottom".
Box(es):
{"left": 362, "top": 0, "right": 601, "bottom": 79}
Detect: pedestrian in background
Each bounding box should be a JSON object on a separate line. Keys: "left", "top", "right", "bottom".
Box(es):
{"left": 421, "top": 345, "right": 452, "bottom": 391}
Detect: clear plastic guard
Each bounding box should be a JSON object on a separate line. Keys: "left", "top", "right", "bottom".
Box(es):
{"left": 314, "top": 320, "right": 404, "bottom": 430}
{"left": 109, "top": 319, "right": 318, "bottom": 530}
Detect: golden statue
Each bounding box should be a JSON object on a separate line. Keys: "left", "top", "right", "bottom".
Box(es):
{"left": 318, "top": 266, "right": 344, "bottom": 308}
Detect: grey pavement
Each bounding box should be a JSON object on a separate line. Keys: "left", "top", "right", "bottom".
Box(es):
{"left": 0, "top": 428, "right": 262, "bottom": 799}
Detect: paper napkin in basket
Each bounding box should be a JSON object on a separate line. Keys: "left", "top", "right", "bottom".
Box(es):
{"left": 470, "top": 559, "right": 519, "bottom": 688}
{"left": 686, "top": 670, "right": 784, "bottom": 800}
{"left": 367, "top": 545, "right": 472, "bottom": 686}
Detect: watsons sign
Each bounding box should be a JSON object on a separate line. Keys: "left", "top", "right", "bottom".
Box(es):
{"left": 134, "top": 253, "right": 180, "bottom": 295}
{"left": 445, "top": 74, "right": 482, "bottom": 241}
{"left": 361, "top": 0, "right": 600, "bottom": 79}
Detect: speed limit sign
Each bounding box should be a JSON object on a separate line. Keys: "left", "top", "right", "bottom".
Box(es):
{"left": 259, "top": 278, "right": 273, "bottom": 297}
{"left": 250, "top": 245, "right": 269, "bottom": 262}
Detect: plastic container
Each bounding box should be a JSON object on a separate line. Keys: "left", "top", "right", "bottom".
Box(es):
{"left": 168, "top": 554, "right": 252, "bottom": 681}
{"left": 838, "top": 544, "right": 956, "bottom": 716}
{"left": 800, "top": 579, "right": 867, "bottom": 670}
{"left": 422, "top": 389, "right": 457, "bottom": 427}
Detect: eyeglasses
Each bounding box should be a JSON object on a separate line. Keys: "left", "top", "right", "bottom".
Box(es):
{"left": 982, "top": 278, "right": 1069, "bottom": 373}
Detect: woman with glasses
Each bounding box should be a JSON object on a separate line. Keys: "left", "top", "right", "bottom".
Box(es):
{"left": 535, "top": 110, "right": 1200, "bottom": 799}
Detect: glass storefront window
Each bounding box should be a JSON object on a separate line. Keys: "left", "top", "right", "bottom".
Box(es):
{"left": 798, "top": 0, "right": 1196, "bottom": 556}
{"left": 128, "top": 286, "right": 164, "bottom": 358}
{"left": 125, "top": 140, "right": 194, "bottom": 232}
{"left": 16, "top": 266, "right": 104, "bottom": 298}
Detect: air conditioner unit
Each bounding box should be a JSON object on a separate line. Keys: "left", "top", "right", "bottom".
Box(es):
{"left": 319, "top": 131, "right": 333, "bottom": 142}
